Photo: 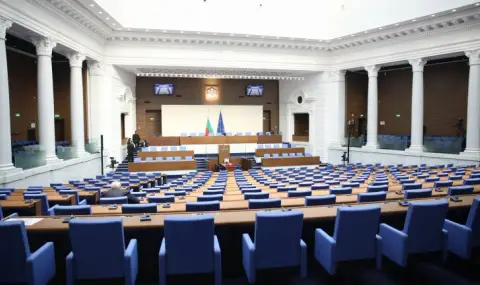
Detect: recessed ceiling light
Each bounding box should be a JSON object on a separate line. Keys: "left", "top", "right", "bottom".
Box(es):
{"left": 476, "top": 3, "right": 480, "bottom": 6}
{"left": 395, "top": 23, "right": 399, "bottom": 26}
{"left": 379, "top": 27, "right": 383, "bottom": 30}
{"left": 196, "top": 31, "right": 201, "bottom": 34}
{"left": 162, "top": 30, "right": 167, "bottom": 33}
{"left": 128, "top": 28, "right": 131, "bottom": 31}
{"left": 112, "top": 23, "right": 116, "bottom": 26}
{"left": 106, "top": 17, "right": 110, "bottom": 20}
{"left": 351, "top": 34, "right": 355, "bottom": 37}
{"left": 338, "top": 37, "right": 342, "bottom": 40}
{"left": 412, "top": 19, "right": 416, "bottom": 22}
{"left": 180, "top": 30, "right": 184, "bottom": 34}
{"left": 431, "top": 14, "right": 436, "bottom": 17}
{"left": 89, "top": 4, "right": 94, "bottom": 7}
{"left": 146, "top": 29, "right": 149, "bottom": 32}
{"left": 98, "top": 11, "right": 102, "bottom": 14}
{"left": 452, "top": 9, "right": 456, "bottom": 12}
{"left": 276, "top": 36, "right": 280, "bottom": 39}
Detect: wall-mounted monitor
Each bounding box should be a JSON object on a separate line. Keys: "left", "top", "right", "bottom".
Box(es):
{"left": 246, "top": 85, "right": 264, "bottom": 96}
{"left": 154, "top": 84, "right": 174, "bottom": 95}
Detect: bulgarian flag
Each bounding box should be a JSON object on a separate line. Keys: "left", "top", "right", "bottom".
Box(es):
{"left": 205, "top": 117, "right": 214, "bottom": 135}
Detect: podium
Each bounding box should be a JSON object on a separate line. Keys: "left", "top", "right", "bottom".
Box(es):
{"left": 218, "top": 144, "right": 230, "bottom": 164}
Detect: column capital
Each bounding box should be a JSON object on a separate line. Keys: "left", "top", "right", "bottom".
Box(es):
{"left": 466, "top": 50, "right": 480, "bottom": 65}
{"left": 67, "top": 52, "right": 86, "bottom": 68}
{"left": 365, "top": 65, "right": 381, "bottom": 77}
{"left": 88, "top": 60, "right": 107, "bottom": 76}
{"left": 31, "top": 37, "right": 57, "bottom": 57}
{"left": 408, "top": 58, "right": 427, "bottom": 72}
{"left": 327, "top": 70, "right": 346, "bottom": 82}
{"left": 0, "top": 18, "right": 13, "bottom": 40}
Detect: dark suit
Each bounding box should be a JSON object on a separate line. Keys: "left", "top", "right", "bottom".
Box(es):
{"left": 102, "top": 187, "right": 140, "bottom": 204}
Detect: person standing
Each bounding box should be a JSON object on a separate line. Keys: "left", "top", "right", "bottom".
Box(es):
{"left": 126, "top": 138, "right": 134, "bottom": 162}
{"left": 132, "top": 130, "right": 141, "bottom": 150}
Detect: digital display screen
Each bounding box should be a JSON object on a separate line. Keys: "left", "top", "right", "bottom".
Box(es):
{"left": 154, "top": 84, "right": 174, "bottom": 95}
{"left": 246, "top": 85, "right": 264, "bottom": 96}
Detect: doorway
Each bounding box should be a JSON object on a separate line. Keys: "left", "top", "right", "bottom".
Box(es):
{"left": 293, "top": 113, "right": 309, "bottom": 141}
{"left": 263, "top": 110, "right": 271, "bottom": 133}
{"left": 145, "top": 110, "right": 162, "bottom": 136}
{"left": 54, "top": 118, "right": 65, "bottom": 142}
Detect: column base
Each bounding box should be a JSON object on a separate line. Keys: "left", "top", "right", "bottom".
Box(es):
{"left": 45, "top": 155, "right": 63, "bottom": 165}
{"left": 405, "top": 145, "right": 424, "bottom": 153}
{"left": 362, "top": 144, "right": 378, "bottom": 150}
{"left": 0, "top": 163, "right": 22, "bottom": 174}
{"left": 460, "top": 148, "right": 480, "bottom": 161}
{"left": 75, "top": 150, "right": 90, "bottom": 158}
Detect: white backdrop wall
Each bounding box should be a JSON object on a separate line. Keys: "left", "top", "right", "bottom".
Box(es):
{"left": 161, "top": 105, "right": 263, "bottom": 136}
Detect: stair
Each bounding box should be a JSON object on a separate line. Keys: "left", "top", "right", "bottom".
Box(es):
{"left": 196, "top": 158, "right": 208, "bottom": 172}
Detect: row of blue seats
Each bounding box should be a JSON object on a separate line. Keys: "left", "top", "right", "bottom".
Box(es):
{"left": 134, "top": 156, "right": 194, "bottom": 162}
{"left": 263, "top": 152, "right": 312, "bottom": 158}
{"left": 2, "top": 197, "right": 479, "bottom": 284}
{"left": 179, "top": 132, "right": 277, "bottom": 137}
{"left": 141, "top": 146, "right": 187, "bottom": 152}
{"left": 257, "top": 143, "right": 290, "bottom": 148}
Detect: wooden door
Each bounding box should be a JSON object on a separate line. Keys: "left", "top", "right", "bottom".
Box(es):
{"left": 54, "top": 119, "right": 65, "bottom": 142}
{"left": 145, "top": 110, "right": 162, "bottom": 136}
{"left": 263, "top": 110, "right": 271, "bottom": 133}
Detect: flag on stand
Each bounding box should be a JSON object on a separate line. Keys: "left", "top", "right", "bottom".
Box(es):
{"left": 205, "top": 117, "right": 214, "bottom": 135}
{"left": 216, "top": 111, "right": 225, "bottom": 135}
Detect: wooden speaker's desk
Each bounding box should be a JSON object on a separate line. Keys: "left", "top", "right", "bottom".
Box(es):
{"left": 255, "top": 147, "right": 305, "bottom": 157}
{"left": 146, "top": 137, "right": 180, "bottom": 146}
{"left": 128, "top": 160, "right": 197, "bottom": 172}
{"left": 257, "top": 135, "right": 282, "bottom": 144}
{"left": 261, "top": 156, "right": 321, "bottom": 167}
{"left": 179, "top": 136, "right": 257, "bottom": 145}
{"left": 137, "top": 150, "right": 194, "bottom": 159}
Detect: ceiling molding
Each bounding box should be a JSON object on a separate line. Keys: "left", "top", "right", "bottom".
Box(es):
{"left": 14, "top": 0, "right": 480, "bottom": 53}
{"left": 135, "top": 68, "right": 305, "bottom": 80}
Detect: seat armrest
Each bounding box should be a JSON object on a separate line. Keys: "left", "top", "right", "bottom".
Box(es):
{"left": 125, "top": 239, "right": 138, "bottom": 285}
{"left": 27, "top": 242, "right": 56, "bottom": 285}
{"left": 214, "top": 235, "right": 221, "bottom": 255}
{"left": 242, "top": 234, "right": 255, "bottom": 272}
{"left": 2, "top": 212, "right": 18, "bottom": 220}
{"left": 444, "top": 220, "right": 471, "bottom": 258}
{"left": 315, "top": 228, "right": 336, "bottom": 273}
{"left": 48, "top": 205, "right": 57, "bottom": 216}
{"left": 379, "top": 223, "right": 408, "bottom": 266}
{"left": 78, "top": 199, "right": 88, "bottom": 205}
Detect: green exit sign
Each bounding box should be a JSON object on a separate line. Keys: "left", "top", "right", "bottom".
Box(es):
{"left": 360, "top": 114, "right": 364, "bottom": 118}
{"left": 396, "top": 114, "right": 401, "bottom": 118}
{"left": 15, "top": 113, "right": 20, "bottom": 117}
{"left": 150, "top": 117, "right": 155, "bottom": 121}
{"left": 54, "top": 114, "right": 60, "bottom": 118}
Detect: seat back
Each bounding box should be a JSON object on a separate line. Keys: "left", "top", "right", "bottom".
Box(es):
{"left": 305, "top": 195, "right": 336, "bottom": 206}
{"left": 59, "top": 190, "right": 80, "bottom": 204}
{"left": 23, "top": 193, "right": 50, "bottom": 215}
{"left": 403, "top": 200, "right": 449, "bottom": 253}
{"left": 53, "top": 205, "right": 91, "bottom": 216}
{"left": 248, "top": 198, "right": 281, "bottom": 209}
{"left": 69, "top": 218, "right": 126, "bottom": 279}
{"left": 448, "top": 185, "right": 474, "bottom": 196}
{"left": 122, "top": 203, "right": 157, "bottom": 214}
{"left": 99, "top": 197, "right": 128, "bottom": 204}
{"left": 254, "top": 211, "right": 303, "bottom": 268}
{"left": 357, "top": 191, "right": 387, "bottom": 203}
{"left": 367, "top": 185, "right": 388, "bottom": 192}
{"left": 148, "top": 196, "right": 175, "bottom": 203}
{"left": 467, "top": 197, "right": 480, "bottom": 246}
{"left": 404, "top": 189, "right": 432, "bottom": 199}
{"left": 197, "top": 194, "right": 223, "bottom": 202}
{"left": 334, "top": 205, "right": 381, "bottom": 260}
{"left": 244, "top": 192, "right": 269, "bottom": 200}
{"left": 185, "top": 201, "right": 220, "bottom": 212}
{"left": 0, "top": 221, "right": 30, "bottom": 283}
{"left": 164, "top": 215, "right": 215, "bottom": 274}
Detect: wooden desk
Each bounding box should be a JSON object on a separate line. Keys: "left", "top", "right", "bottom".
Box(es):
{"left": 137, "top": 150, "right": 194, "bottom": 159}
{"left": 146, "top": 137, "right": 180, "bottom": 146}
{"left": 179, "top": 136, "right": 258, "bottom": 145}
{"left": 8, "top": 195, "right": 75, "bottom": 206}
{"left": 255, "top": 147, "right": 305, "bottom": 157}
{"left": 261, "top": 156, "right": 321, "bottom": 167}
{"left": 128, "top": 160, "right": 197, "bottom": 172}
{"left": 1, "top": 200, "right": 42, "bottom": 216}
{"left": 257, "top": 135, "right": 282, "bottom": 144}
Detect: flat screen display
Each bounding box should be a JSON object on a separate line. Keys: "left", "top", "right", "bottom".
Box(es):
{"left": 154, "top": 84, "right": 174, "bottom": 95}
{"left": 246, "top": 85, "right": 264, "bottom": 96}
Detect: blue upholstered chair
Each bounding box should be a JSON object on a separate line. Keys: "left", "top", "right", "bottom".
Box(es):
{"left": 367, "top": 185, "right": 388, "bottom": 192}
{"left": 66, "top": 218, "right": 137, "bottom": 285}
{"left": 305, "top": 195, "right": 336, "bottom": 206}
{"left": 244, "top": 192, "right": 269, "bottom": 200}
{"left": 122, "top": 203, "right": 157, "bottom": 214}
{"left": 315, "top": 205, "right": 382, "bottom": 275}
{"left": 148, "top": 196, "right": 175, "bottom": 203}
{"left": 403, "top": 183, "right": 422, "bottom": 190}
{"left": 242, "top": 211, "right": 306, "bottom": 284}
{"left": 379, "top": 200, "right": 449, "bottom": 267}
{"left": 186, "top": 201, "right": 220, "bottom": 212}
{"left": 50, "top": 205, "right": 92, "bottom": 216}
{"left": 99, "top": 197, "right": 128, "bottom": 204}
{"left": 248, "top": 198, "right": 281, "bottom": 209}
{"left": 443, "top": 197, "right": 480, "bottom": 259}
{"left": 133, "top": 157, "right": 141, "bottom": 163}
{"left": 23, "top": 193, "right": 53, "bottom": 216}
{"left": 198, "top": 194, "right": 224, "bottom": 202}
{"left": 59, "top": 190, "right": 87, "bottom": 205}
{"left": 0, "top": 221, "right": 56, "bottom": 285}
{"left": 329, "top": 187, "right": 352, "bottom": 195}
{"left": 447, "top": 185, "right": 474, "bottom": 196}
{"left": 434, "top": 180, "right": 453, "bottom": 188}
{"left": 357, "top": 191, "right": 387, "bottom": 203}
{"left": 464, "top": 178, "right": 480, "bottom": 185}
{"left": 160, "top": 215, "right": 221, "bottom": 285}
{"left": 404, "top": 189, "right": 432, "bottom": 199}
{"left": 288, "top": 190, "right": 312, "bottom": 197}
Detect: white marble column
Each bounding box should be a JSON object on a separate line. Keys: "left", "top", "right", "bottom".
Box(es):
{"left": 330, "top": 70, "right": 346, "bottom": 146}
{"left": 463, "top": 50, "right": 480, "bottom": 156}
{"left": 407, "top": 58, "right": 427, "bottom": 152}
{"left": 67, "top": 52, "right": 87, "bottom": 157}
{"left": 0, "top": 18, "right": 17, "bottom": 172}
{"left": 364, "top": 65, "right": 381, "bottom": 149}
{"left": 31, "top": 37, "right": 60, "bottom": 163}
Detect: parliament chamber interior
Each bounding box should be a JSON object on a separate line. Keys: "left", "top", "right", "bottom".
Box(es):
{"left": 1, "top": 1, "right": 480, "bottom": 285}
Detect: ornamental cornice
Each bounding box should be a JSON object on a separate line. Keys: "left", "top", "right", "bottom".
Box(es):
{"left": 0, "top": 17, "right": 13, "bottom": 40}
{"left": 466, "top": 50, "right": 480, "bottom": 65}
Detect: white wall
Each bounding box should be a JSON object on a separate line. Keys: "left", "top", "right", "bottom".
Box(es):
{"left": 1, "top": 154, "right": 103, "bottom": 188}
{"left": 161, "top": 105, "right": 262, "bottom": 136}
